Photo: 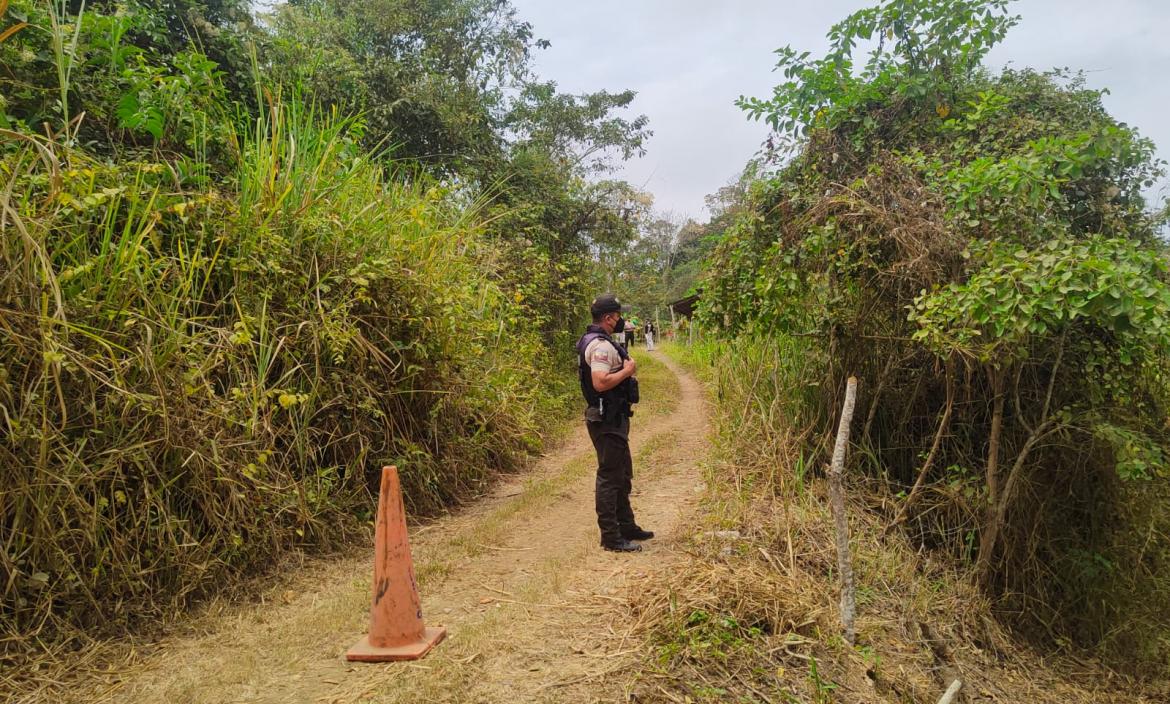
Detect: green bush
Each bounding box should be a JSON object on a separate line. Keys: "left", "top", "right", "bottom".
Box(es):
{"left": 0, "top": 96, "right": 562, "bottom": 663}
{"left": 701, "top": 0, "right": 1170, "bottom": 672}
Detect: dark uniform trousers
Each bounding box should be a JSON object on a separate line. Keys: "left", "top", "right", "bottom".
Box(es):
{"left": 587, "top": 415, "right": 636, "bottom": 545}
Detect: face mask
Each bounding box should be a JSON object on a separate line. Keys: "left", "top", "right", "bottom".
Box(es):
{"left": 612, "top": 315, "right": 625, "bottom": 332}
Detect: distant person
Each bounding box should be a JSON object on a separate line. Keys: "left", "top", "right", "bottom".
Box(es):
{"left": 576, "top": 294, "right": 653, "bottom": 553}
{"left": 624, "top": 319, "right": 636, "bottom": 350}
{"left": 644, "top": 321, "right": 656, "bottom": 351}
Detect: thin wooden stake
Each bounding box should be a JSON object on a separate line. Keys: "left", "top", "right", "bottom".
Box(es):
{"left": 937, "top": 679, "right": 962, "bottom": 704}
{"left": 829, "top": 376, "right": 859, "bottom": 644}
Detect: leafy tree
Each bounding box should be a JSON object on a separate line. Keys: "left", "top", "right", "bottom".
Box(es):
{"left": 0, "top": 0, "right": 252, "bottom": 150}
{"left": 257, "top": 0, "right": 652, "bottom": 343}
{"left": 504, "top": 81, "right": 650, "bottom": 172}
{"left": 613, "top": 166, "right": 758, "bottom": 314}
{"left": 702, "top": 0, "right": 1170, "bottom": 666}
{"left": 738, "top": 0, "right": 1019, "bottom": 139}
{"left": 262, "top": 0, "right": 539, "bottom": 172}
{"left": 479, "top": 148, "right": 652, "bottom": 342}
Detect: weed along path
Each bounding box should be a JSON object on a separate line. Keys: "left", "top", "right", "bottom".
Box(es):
{"left": 70, "top": 351, "right": 709, "bottom": 704}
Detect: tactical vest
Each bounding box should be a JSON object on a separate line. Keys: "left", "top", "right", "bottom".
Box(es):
{"left": 576, "top": 325, "right": 639, "bottom": 423}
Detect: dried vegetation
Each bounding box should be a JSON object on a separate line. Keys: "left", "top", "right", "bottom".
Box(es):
{"left": 619, "top": 342, "right": 1167, "bottom": 703}
{"left": 0, "top": 102, "right": 562, "bottom": 693}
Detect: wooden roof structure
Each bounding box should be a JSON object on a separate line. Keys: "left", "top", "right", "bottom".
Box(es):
{"left": 668, "top": 292, "right": 701, "bottom": 318}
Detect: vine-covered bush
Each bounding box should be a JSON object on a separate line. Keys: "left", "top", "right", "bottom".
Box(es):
{"left": 702, "top": 0, "right": 1170, "bottom": 670}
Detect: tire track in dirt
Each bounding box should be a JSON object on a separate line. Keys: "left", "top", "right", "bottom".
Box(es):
{"left": 69, "top": 351, "right": 709, "bottom": 704}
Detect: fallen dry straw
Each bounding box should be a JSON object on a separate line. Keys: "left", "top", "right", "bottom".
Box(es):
{"left": 615, "top": 448, "right": 1164, "bottom": 703}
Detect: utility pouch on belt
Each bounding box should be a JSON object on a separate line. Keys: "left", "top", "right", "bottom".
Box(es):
{"left": 602, "top": 396, "right": 628, "bottom": 425}
{"left": 603, "top": 378, "right": 636, "bottom": 424}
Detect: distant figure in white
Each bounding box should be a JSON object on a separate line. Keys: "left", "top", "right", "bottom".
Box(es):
{"left": 644, "top": 321, "right": 656, "bottom": 351}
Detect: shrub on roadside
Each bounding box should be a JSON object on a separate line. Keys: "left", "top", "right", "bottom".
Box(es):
{"left": 0, "top": 98, "right": 561, "bottom": 668}
{"left": 699, "top": 0, "right": 1170, "bottom": 675}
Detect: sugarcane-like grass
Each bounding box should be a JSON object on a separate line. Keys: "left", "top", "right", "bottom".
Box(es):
{"left": 0, "top": 101, "right": 566, "bottom": 688}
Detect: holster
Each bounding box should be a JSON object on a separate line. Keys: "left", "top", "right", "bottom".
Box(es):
{"left": 601, "top": 380, "right": 636, "bottom": 425}
{"left": 603, "top": 399, "right": 631, "bottom": 420}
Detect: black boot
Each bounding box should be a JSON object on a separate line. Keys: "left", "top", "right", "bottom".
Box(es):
{"left": 622, "top": 527, "right": 654, "bottom": 541}
{"left": 602, "top": 538, "right": 643, "bottom": 553}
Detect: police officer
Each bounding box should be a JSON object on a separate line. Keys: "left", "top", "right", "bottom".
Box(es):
{"left": 576, "top": 294, "right": 654, "bottom": 552}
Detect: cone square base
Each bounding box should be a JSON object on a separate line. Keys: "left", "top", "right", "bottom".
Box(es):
{"left": 346, "top": 626, "right": 447, "bottom": 662}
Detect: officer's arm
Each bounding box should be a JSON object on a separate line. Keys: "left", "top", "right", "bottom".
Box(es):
{"left": 592, "top": 358, "right": 635, "bottom": 393}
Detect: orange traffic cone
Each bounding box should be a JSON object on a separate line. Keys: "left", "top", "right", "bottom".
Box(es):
{"left": 347, "top": 466, "right": 446, "bottom": 662}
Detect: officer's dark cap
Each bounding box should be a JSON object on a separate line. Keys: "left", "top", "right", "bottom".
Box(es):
{"left": 590, "top": 294, "right": 623, "bottom": 317}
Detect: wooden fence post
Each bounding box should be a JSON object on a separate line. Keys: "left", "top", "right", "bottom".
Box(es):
{"left": 829, "top": 376, "right": 859, "bottom": 644}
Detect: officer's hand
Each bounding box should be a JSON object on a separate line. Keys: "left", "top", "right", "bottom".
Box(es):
{"left": 623, "top": 357, "right": 637, "bottom": 376}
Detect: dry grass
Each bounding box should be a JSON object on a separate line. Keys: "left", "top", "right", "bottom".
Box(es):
{"left": 27, "top": 350, "right": 699, "bottom": 704}
{"left": 0, "top": 102, "right": 574, "bottom": 701}
{"left": 614, "top": 342, "right": 1170, "bottom": 703}
{"left": 621, "top": 466, "right": 1168, "bottom": 702}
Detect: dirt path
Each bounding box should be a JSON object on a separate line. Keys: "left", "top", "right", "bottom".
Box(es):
{"left": 70, "top": 351, "right": 709, "bottom": 704}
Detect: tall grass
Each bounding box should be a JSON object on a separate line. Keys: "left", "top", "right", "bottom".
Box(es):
{"left": 666, "top": 330, "right": 1170, "bottom": 677}
{"left": 646, "top": 338, "right": 1169, "bottom": 700}
{"left": 668, "top": 335, "right": 822, "bottom": 490}
{"left": 0, "top": 98, "right": 560, "bottom": 675}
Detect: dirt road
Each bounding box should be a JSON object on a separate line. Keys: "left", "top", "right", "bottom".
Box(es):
{"left": 70, "top": 351, "right": 709, "bottom": 704}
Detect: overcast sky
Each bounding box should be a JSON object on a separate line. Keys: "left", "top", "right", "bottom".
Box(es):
{"left": 511, "top": 0, "right": 1170, "bottom": 219}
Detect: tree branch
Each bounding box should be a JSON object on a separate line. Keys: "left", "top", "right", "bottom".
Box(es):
{"left": 886, "top": 354, "right": 955, "bottom": 532}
